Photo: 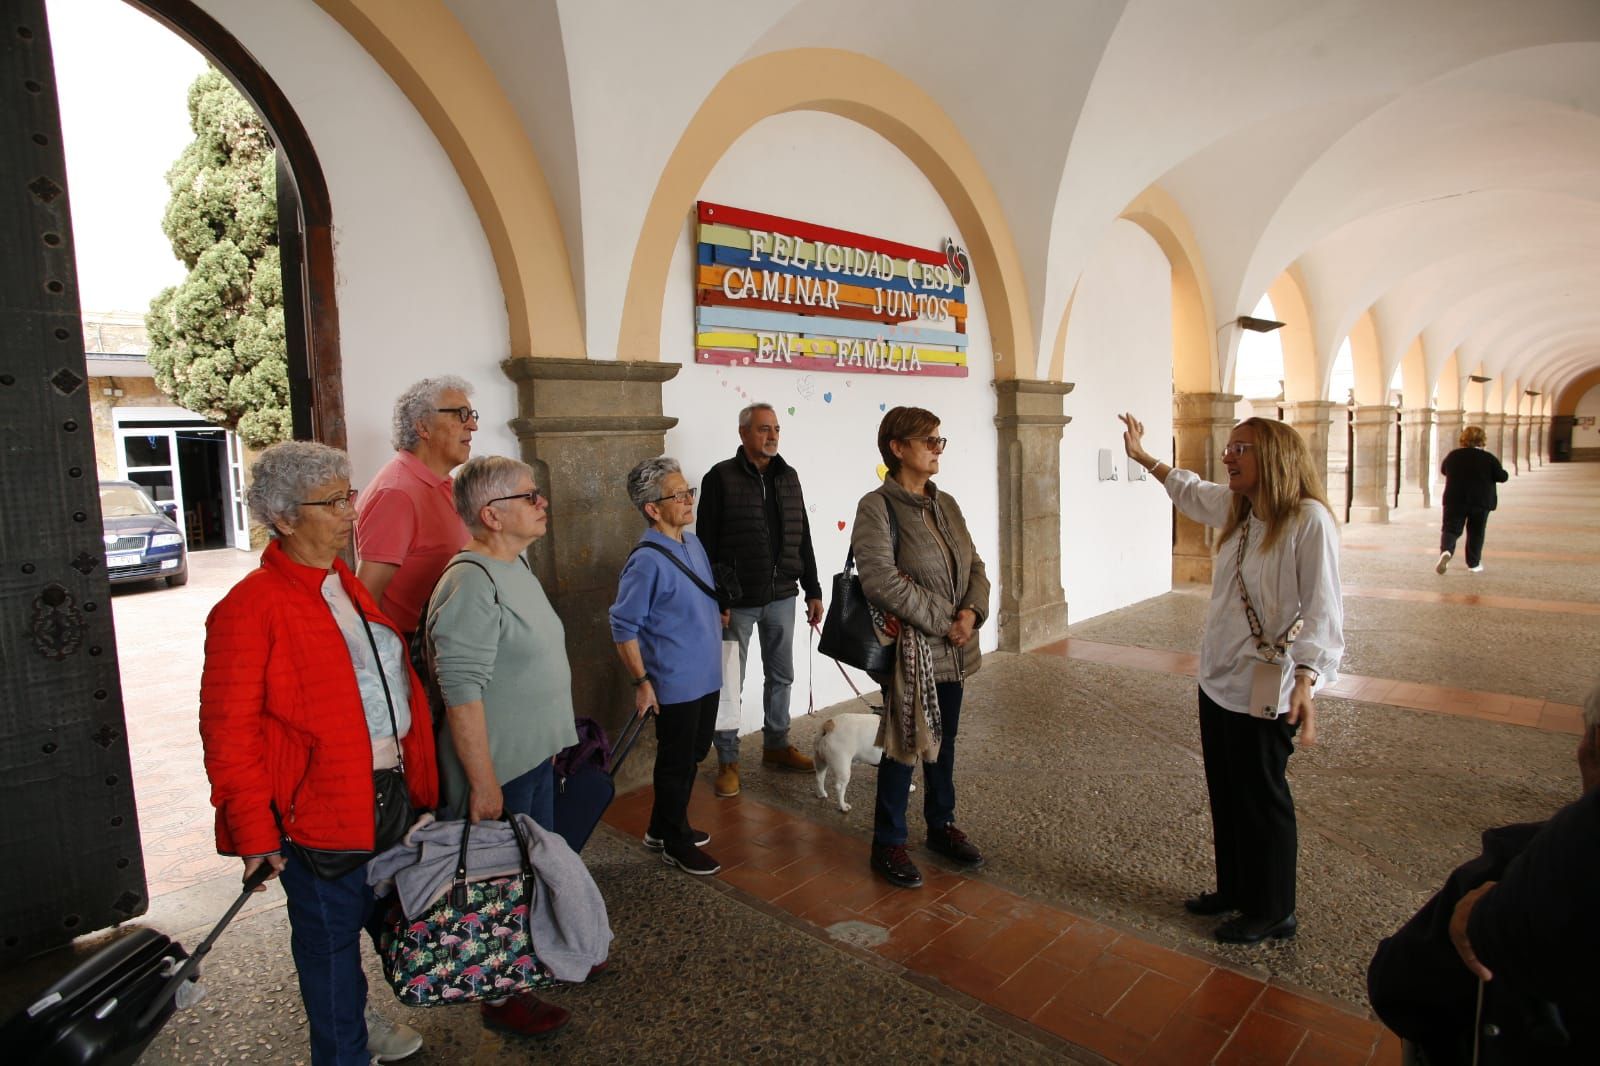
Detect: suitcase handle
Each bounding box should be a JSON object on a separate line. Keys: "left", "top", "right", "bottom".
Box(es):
{"left": 132, "top": 863, "right": 274, "bottom": 1030}
{"left": 608, "top": 709, "right": 648, "bottom": 779}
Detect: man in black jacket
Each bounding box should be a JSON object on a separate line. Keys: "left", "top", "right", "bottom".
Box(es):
{"left": 698, "top": 403, "right": 823, "bottom": 797}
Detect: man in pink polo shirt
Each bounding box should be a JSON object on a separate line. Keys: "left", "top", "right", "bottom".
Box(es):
{"left": 356, "top": 375, "right": 477, "bottom": 639}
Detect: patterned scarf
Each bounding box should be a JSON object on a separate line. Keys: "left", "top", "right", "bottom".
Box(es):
{"left": 868, "top": 603, "right": 941, "bottom": 766}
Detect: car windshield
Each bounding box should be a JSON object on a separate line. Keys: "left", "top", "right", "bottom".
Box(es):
{"left": 100, "top": 484, "right": 159, "bottom": 517}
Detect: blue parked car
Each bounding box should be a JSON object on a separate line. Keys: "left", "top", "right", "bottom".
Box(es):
{"left": 99, "top": 480, "right": 189, "bottom": 588}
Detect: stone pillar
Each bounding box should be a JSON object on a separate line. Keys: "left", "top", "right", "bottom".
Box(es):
{"left": 1436, "top": 409, "right": 1465, "bottom": 469}
{"left": 1398, "top": 407, "right": 1435, "bottom": 509}
{"left": 1172, "top": 392, "right": 1242, "bottom": 584}
{"left": 503, "top": 356, "right": 678, "bottom": 752}
{"left": 1482, "top": 412, "right": 1506, "bottom": 459}
{"left": 1348, "top": 404, "right": 1396, "bottom": 523}
{"left": 993, "top": 380, "right": 1073, "bottom": 651}
{"left": 1503, "top": 414, "right": 1521, "bottom": 474}
{"left": 1535, "top": 416, "right": 1549, "bottom": 465}
{"left": 1281, "top": 398, "right": 1339, "bottom": 503}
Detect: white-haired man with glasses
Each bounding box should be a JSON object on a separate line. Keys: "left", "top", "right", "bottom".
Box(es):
{"left": 356, "top": 376, "right": 479, "bottom": 658}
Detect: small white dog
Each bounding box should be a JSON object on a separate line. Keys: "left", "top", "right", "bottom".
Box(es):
{"left": 813, "top": 712, "right": 913, "bottom": 813}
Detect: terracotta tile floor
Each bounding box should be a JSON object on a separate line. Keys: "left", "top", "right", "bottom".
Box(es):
{"left": 1035, "top": 638, "right": 1584, "bottom": 736}
{"left": 1341, "top": 542, "right": 1600, "bottom": 564}
{"left": 603, "top": 788, "right": 1401, "bottom": 1065}
{"left": 1340, "top": 584, "right": 1600, "bottom": 616}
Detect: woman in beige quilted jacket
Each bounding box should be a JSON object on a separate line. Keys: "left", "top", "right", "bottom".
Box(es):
{"left": 851, "top": 405, "right": 990, "bottom": 890}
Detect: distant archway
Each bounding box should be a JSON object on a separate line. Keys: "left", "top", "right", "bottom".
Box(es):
{"left": 129, "top": 0, "right": 345, "bottom": 445}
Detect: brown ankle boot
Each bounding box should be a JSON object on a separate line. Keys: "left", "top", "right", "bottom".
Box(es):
{"left": 714, "top": 761, "right": 740, "bottom": 797}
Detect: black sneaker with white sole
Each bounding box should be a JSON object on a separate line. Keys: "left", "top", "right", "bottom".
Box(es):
{"left": 662, "top": 842, "right": 721, "bottom": 875}
{"left": 643, "top": 828, "right": 711, "bottom": 850}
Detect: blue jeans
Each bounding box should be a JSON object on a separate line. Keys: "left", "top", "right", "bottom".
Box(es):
{"left": 279, "top": 848, "right": 386, "bottom": 1066}
{"left": 501, "top": 758, "right": 555, "bottom": 832}
{"left": 872, "top": 682, "right": 963, "bottom": 847}
{"left": 713, "top": 596, "right": 797, "bottom": 761}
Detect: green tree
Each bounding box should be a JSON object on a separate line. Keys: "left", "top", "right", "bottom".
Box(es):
{"left": 146, "top": 68, "right": 290, "bottom": 447}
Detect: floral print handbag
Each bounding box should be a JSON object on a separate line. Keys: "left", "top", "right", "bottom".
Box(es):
{"left": 378, "top": 815, "right": 555, "bottom": 1006}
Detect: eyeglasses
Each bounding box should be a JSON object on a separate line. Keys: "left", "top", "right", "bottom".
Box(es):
{"left": 300, "top": 489, "right": 359, "bottom": 515}
{"left": 1222, "top": 442, "right": 1257, "bottom": 458}
{"left": 437, "top": 406, "right": 479, "bottom": 424}
{"left": 901, "top": 435, "right": 948, "bottom": 451}
{"left": 487, "top": 490, "right": 549, "bottom": 508}
{"left": 654, "top": 487, "right": 697, "bottom": 505}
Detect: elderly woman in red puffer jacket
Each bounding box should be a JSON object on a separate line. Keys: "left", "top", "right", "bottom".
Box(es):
{"left": 200, "top": 440, "right": 437, "bottom": 1066}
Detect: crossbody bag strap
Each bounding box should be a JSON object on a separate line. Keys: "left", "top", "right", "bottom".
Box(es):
{"left": 630, "top": 540, "right": 718, "bottom": 601}
{"left": 355, "top": 605, "right": 406, "bottom": 776}
{"left": 1232, "top": 523, "right": 1302, "bottom": 661}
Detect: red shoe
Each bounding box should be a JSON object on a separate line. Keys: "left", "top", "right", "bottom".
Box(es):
{"left": 481, "top": 992, "right": 572, "bottom": 1038}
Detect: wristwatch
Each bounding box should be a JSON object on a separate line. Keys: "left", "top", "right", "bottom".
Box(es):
{"left": 630, "top": 673, "right": 652, "bottom": 687}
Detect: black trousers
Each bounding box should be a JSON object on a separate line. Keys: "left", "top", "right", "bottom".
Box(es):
{"left": 648, "top": 690, "right": 718, "bottom": 848}
{"left": 1197, "top": 687, "right": 1298, "bottom": 919}
{"left": 1440, "top": 506, "right": 1490, "bottom": 568}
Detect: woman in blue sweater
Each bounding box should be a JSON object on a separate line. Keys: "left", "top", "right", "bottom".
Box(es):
{"left": 610, "top": 457, "right": 725, "bottom": 876}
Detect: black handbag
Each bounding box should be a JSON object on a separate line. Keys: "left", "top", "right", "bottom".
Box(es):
{"left": 819, "top": 495, "right": 899, "bottom": 674}
{"left": 285, "top": 608, "right": 415, "bottom": 881}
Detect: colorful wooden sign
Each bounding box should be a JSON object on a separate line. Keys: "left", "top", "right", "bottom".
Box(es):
{"left": 695, "top": 201, "right": 970, "bottom": 378}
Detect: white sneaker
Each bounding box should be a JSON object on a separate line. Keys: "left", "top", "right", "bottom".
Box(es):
{"left": 365, "top": 1006, "right": 422, "bottom": 1062}
{"left": 1435, "top": 551, "right": 1451, "bottom": 575}
{"left": 1467, "top": 564, "right": 1484, "bottom": 573}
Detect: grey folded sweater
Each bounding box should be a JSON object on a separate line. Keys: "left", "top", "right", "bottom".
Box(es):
{"left": 367, "top": 813, "right": 612, "bottom": 981}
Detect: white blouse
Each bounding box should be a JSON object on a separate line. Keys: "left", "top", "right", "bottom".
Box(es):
{"left": 1164, "top": 468, "right": 1344, "bottom": 716}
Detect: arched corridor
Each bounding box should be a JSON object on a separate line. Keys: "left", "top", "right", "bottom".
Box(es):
{"left": 9, "top": 460, "right": 1592, "bottom": 1064}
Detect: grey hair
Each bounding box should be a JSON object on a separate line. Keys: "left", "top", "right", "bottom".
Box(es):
{"left": 738, "top": 402, "right": 776, "bottom": 430}
{"left": 626, "top": 456, "right": 681, "bottom": 521}
{"left": 391, "top": 375, "right": 473, "bottom": 452}
{"left": 453, "top": 455, "right": 535, "bottom": 533}
{"left": 246, "top": 441, "right": 350, "bottom": 535}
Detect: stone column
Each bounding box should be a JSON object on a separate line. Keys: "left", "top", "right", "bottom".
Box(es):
{"left": 1436, "top": 409, "right": 1465, "bottom": 469}
{"left": 1398, "top": 407, "right": 1435, "bottom": 509}
{"left": 503, "top": 356, "right": 679, "bottom": 754}
{"left": 1503, "top": 414, "right": 1521, "bottom": 473}
{"left": 993, "top": 380, "right": 1073, "bottom": 652}
{"left": 1535, "top": 416, "right": 1549, "bottom": 465}
{"left": 1172, "top": 392, "right": 1242, "bottom": 583}
{"left": 1482, "top": 412, "right": 1506, "bottom": 459}
{"left": 1348, "top": 404, "right": 1396, "bottom": 523}
{"left": 1282, "top": 399, "right": 1340, "bottom": 518}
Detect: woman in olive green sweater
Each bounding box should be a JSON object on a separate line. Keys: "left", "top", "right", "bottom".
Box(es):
{"left": 426, "top": 456, "right": 577, "bottom": 829}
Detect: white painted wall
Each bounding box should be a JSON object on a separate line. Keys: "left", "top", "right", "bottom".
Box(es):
{"left": 1058, "top": 221, "right": 1174, "bottom": 622}
{"left": 196, "top": 0, "right": 512, "bottom": 484}
{"left": 1573, "top": 384, "right": 1600, "bottom": 451}
{"left": 658, "top": 111, "right": 999, "bottom": 726}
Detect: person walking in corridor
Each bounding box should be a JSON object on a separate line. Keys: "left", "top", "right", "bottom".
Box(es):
{"left": 697, "top": 402, "right": 823, "bottom": 797}
{"left": 1120, "top": 412, "right": 1343, "bottom": 945}
{"left": 1436, "top": 425, "right": 1508, "bottom": 575}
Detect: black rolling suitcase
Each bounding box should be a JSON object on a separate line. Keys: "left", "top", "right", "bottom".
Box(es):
{"left": 4, "top": 864, "right": 272, "bottom": 1065}
{"left": 553, "top": 710, "right": 647, "bottom": 853}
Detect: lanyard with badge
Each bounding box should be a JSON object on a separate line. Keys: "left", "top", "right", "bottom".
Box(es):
{"left": 1235, "top": 522, "right": 1303, "bottom": 719}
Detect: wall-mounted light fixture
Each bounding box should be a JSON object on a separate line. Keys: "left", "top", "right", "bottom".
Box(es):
{"left": 1468, "top": 374, "right": 1491, "bottom": 383}
{"left": 1236, "top": 315, "right": 1286, "bottom": 333}
{"left": 1525, "top": 389, "right": 1541, "bottom": 397}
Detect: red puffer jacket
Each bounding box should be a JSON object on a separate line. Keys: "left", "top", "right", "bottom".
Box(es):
{"left": 200, "top": 540, "right": 439, "bottom": 856}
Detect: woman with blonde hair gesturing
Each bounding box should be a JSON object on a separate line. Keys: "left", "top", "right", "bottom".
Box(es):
{"left": 1120, "top": 413, "right": 1343, "bottom": 945}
